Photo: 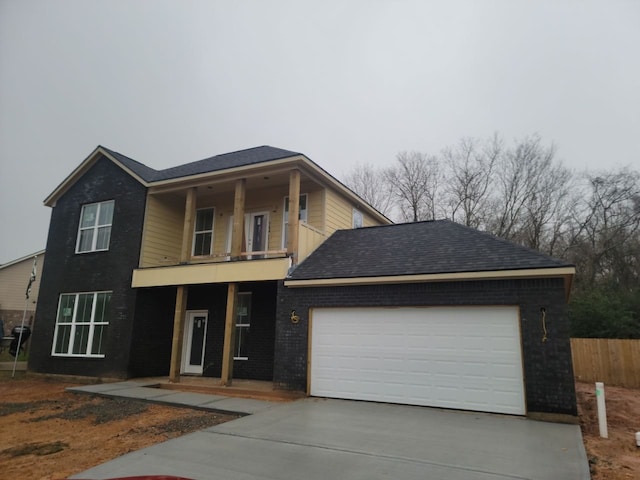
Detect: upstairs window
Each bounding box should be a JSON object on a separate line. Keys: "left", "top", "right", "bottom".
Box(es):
{"left": 76, "top": 200, "right": 114, "bottom": 253}
{"left": 52, "top": 291, "right": 111, "bottom": 357}
{"left": 353, "top": 208, "right": 364, "bottom": 228}
{"left": 193, "top": 207, "right": 215, "bottom": 256}
{"left": 282, "top": 194, "right": 308, "bottom": 248}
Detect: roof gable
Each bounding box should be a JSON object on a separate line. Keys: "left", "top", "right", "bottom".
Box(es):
{"left": 288, "top": 220, "right": 573, "bottom": 281}
{"left": 44, "top": 145, "right": 302, "bottom": 206}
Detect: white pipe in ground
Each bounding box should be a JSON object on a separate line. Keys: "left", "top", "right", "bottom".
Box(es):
{"left": 595, "top": 382, "right": 608, "bottom": 439}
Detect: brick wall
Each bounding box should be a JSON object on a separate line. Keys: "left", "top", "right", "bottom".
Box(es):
{"left": 128, "top": 286, "right": 176, "bottom": 377}
{"left": 274, "top": 277, "right": 577, "bottom": 416}
{"left": 29, "top": 156, "right": 147, "bottom": 378}
{"left": 0, "top": 309, "right": 34, "bottom": 335}
{"left": 232, "top": 282, "right": 277, "bottom": 381}
{"left": 186, "top": 282, "right": 277, "bottom": 381}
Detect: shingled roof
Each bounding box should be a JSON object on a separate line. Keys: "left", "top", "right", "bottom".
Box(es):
{"left": 288, "top": 220, "right": 572, "bottom": 280}
{"left": 102, "top": 145, "right": 301, "bottom": 183}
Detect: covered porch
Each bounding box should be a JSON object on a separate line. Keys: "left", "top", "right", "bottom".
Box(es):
{"left": 129, "top": 280, "right": 283, "bottom": 387}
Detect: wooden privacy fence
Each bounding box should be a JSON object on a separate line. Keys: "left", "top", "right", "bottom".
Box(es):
{"left": 571, "top": 338, "right": 640, "bottom": 388}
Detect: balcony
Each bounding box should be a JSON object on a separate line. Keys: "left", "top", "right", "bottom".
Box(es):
{"left": 131, "top": 256, "right": 292, "bottom": 288}
{"left": 132, "top": 222, "right": 326, "bottom": 288}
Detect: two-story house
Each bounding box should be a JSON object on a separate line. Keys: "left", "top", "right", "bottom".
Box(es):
{"left": 29, "top": 146, "right": 388, "bottom": 385}
{"left": 29, "top": 145, "right": 578, "bottom": 420}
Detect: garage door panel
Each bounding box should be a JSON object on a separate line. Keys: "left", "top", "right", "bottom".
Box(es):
{"left": 310, "top": 306, "right": 525, "bottom": 415}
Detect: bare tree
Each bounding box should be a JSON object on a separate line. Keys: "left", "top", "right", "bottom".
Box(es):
{"left": 519, "top": 153, "right": 574, "bottom": 254}
{"left": 441, "top": 135, "right": 500, "bottom": 228}
{"left": 566, "top": 168, "right": 640, "bottom": 287}
{"left": 342, "top": 163, "right": 394, "bottom": 217}
{"left": 385, "top": 151, "right": 440, "bottom": 222}
{"left": 488, "top": 135, "right": 557, "bottom": 241}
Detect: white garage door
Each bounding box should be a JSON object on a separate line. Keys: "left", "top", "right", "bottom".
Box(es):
{"left": 310, "top": 306, "right": 525, "bottom": 415}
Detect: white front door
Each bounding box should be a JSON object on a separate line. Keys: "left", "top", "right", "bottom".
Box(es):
{"left": 181, "top": 311, "right": 208, "bottom": 375}
{"left": 225, "top": 212, "right": 270, "bottom": 259}
{"left": 245, "top": 212, "right": 269, "bottom": 259}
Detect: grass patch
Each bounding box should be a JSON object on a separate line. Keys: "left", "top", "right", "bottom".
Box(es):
{"left": 0, "top": 348, "right": 28, "bottom": 362}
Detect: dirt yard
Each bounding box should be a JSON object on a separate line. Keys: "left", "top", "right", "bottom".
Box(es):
{"left": 0, "top": 377, "right": 238, "bottom": 480}
{"left": 0, "top": 377, "right": 638, "bottom": 480}
{"left": 576, "top": 382, "right": 640, "bottom": 479}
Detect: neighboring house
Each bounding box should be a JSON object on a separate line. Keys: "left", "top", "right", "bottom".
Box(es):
{"left": 0, "top": 250, "right": 45, "bottom": 335}
{"left": 29, "top": 145, "right": 577, "bottom": 420}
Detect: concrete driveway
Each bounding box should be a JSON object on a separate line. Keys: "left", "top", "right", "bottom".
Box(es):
{"left": 72, "top": 398, "right": 590, "bottom": 480}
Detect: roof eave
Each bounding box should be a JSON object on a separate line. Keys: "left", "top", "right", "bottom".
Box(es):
{"left": 0, "top": 249, "right": 45, "bottom": 271}
{"left": 285, "top": 266, "right": 576, "bottom": 296}
{"left": 145, "top": 154, "right": 391, "bottom": 225}
{"left": 300, "top": 157, "right": 392, "bottom": 225}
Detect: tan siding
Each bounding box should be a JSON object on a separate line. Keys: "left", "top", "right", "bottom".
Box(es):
{"left": 140, "top": 195, "right": 183, "bottom": 267}
{"left": 324, "top": 189, "right": 355, "bottom": 235}
{"left": 298, "top": 223, "right": 326, "bottom": 263}
{"left": 363, "top": 211, "right": 379, "bottom": 227}
{"left": 271, "top": 205, "right": 285, "bottom": 251}
{"left": 0, "top": 253, "right": 44, "bottom": 311}
{"left": 306, "top": 189, "right": 324, "bottom": 231}
{"left": 212, "top": 198, "right": 234, "bottom": 256}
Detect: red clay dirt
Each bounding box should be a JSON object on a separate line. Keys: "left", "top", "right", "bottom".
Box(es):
{"left": 0, "top": 377, "right": 237, "bottom": 480}
{"left": 575, "top": 382, "right": 640, "bottom": 479}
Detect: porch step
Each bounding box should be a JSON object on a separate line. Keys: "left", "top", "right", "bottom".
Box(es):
{"left": 157, "top": 382, "right": 305, "bottom": 402}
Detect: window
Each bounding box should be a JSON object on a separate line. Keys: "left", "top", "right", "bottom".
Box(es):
{"left": 234, "top": 293, "right": 251, "bottom": 360}
{"left": 282, "top": 194, "right": 308, "bottom": 248}
{"left": 353, "top": 208, "right": 364, "bottom": 228}
{"left": 193, "top": 207, "right": 214, "bottom": 256}
{"left": 76, "top": 201, "right": 114, "bottom": 253}
{"left": 52, "top": 291, "right": 111, "bottom": 357}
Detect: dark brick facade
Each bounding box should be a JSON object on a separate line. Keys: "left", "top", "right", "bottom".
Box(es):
{"left": 274, "top": 277, "right": 577, "bottom": 416}
{"left": 128, "top": 286, "right": 176, "bottom": 377}
{"left": 186, "top": 281, "right": 277, "bottom": 381}
{"left": 124, "top": 281, "right": 277, "bottom": 380}
{"left": 29, "top": 156, "right": 147, "bottom": 378}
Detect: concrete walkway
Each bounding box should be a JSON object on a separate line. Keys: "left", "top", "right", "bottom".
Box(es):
{"left": 67, "top": 380, "right": 277, "bottom": 415}
{"left": 71, "top": 396, "right": 590, "bottom": 480}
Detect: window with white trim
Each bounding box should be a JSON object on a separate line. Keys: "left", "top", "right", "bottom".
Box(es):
{"left": 193, "top": 207, "right": 215, "bottom": 256}
{"left": 76, "top": 200, "right": 114, "bottom": 253}
{"left": 52, "top": 291, "right": 111, "bottom": 357}
{"left": 234, "top": 293, "right": 251, "bottom": 360}
{"left": 353, "top": 208, "right": 364, "bottom": 228}
{"left": 282, "top": 194, "right": 308, "bottom": 248}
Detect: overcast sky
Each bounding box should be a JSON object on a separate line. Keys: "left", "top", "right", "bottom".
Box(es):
{"left": 1, "top": 1, "right": 638, "bottom": 264}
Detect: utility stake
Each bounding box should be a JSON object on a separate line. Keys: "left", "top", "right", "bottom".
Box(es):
{"left": 595, "top": 382, "right": 608, "bottom": 439}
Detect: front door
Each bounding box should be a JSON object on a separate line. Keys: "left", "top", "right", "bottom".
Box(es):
{"left": 245, "top": 212, "right": 269, "bottom": 259}
{"left": 181, "top": 311, "right": 208, "bottom": 375}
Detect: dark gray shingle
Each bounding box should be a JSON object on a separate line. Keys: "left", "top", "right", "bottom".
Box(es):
{"left": 289, "top": 220, "right": 571, "bottom": 280}
{"left": 101, "top": 145, "right": 300, "bottom": 183}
